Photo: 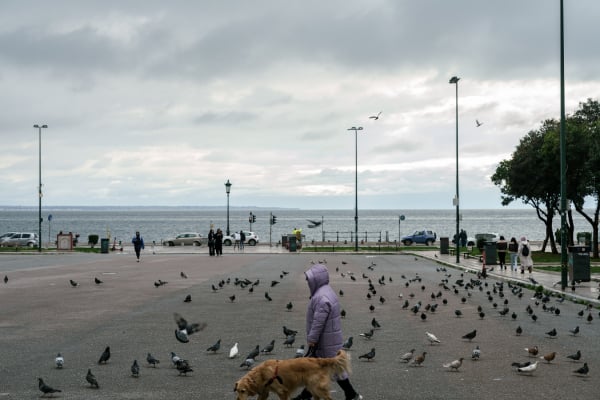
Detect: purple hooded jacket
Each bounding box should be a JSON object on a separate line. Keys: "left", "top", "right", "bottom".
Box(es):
{"left": 305, "top": 264, "right": 343, "bottom": 358}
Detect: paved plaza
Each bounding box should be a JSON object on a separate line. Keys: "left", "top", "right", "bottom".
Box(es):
{"left": 0, "top": 248, "right": 598, "bottom": 399}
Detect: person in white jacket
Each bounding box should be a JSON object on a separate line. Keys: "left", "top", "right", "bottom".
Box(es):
{"left": 518, "top": 236, "right": 534, "bottom": 274}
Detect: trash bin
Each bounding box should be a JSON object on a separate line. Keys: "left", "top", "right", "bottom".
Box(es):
{"left": 484, "top": 241, "right": 497, "bottom": 265}
{"left": 440, "top": 237, "right": 449, "bottom": 254}
{"left": 289, "top": 236, "right": 297, "bottom": 252}
{"left": 568, "top": 245, "right": 591, "bottom": 282}
{"left": 100, "top": 238, "right": 110, "bottom": 254}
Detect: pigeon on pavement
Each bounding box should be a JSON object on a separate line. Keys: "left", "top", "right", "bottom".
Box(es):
{"left": 229, "top": 343, "right": 239, "bottom": 358}
{"left": 566, "top": 350, "right": 581, "bottom": 361}
{"left": 359, "top": 329, "right": 374, "bottom": 340}
{"left": 283, "top": 334, "right": 296, "bottom": 347}
{"left": 569, "top": 326, "right": 580, "bottom": 336}
{"left": 541, "top": 352, "right": 556, "bottom": 363}
{"left": 206, "top": 339, "right": 221, "bottom": 353}
{"left": 38, "top": 378, "right": 62, "bottom": 397}
{"left": 70, "top": 279, "right": 79, "bottom": 287}
{"left": 131, "top": 360, "right": 140, "bottom": 377}
{"left": 86, "top": 369, "right": 99, "bottom": 388}
{"left": 546, "top": 328, "right": 557, "bottom": 338}
{"left": 426, "top": 332, "right": 441, "bottom": 345}
{"left": 525, "top": 346, "right": 539, "bottom": 357}
{"left": 283, "top": 326, "right": 298, "bottom": 336}
{"left": 517, "top": 361, "right": 538, "bottom": 374}
{"left": 245, "top": 345, "right": 260, "bottom": 360}
{"left": 171, "top": 352, "right": 181, "bottom": 366}
{"left": 295, "top": 345, "right": 305, "bottom": 358}
{"left": 98, "top": 346, "right": 111, "bottom": 364}
{"left": 462, "top": 329, "right": 477, "bottom": 341}
{"left": 472, "top": 346, "right": 481, "bottom": 360}
{"left": 265, "top": 292, "right": 273, "bottom": 301}
{"left": 55, "top": 353, "right": 64, "bottom": 369}
{"left": 240, "top": 358, "right": 255, "bottom": 369}
{"left": 184, "top": 294, "right": 192, "bottom": 303}
{"left": 399, "top": 349, "right": 415, "bottom": 363}
{"left": 94, "top": 277, "right": 103, "bottom": 284}
{"left": 147, "top": 353, "right": 160, "bottom": 367}
{"left": 371, "top": 318, "right": 381, "bottom": 329}
{"left": 342, "top": 337, "right": 353, "bottom": 350}
{"left": 573, "top": 363, "right": 589, "bottom": 376}
{"left": 176, "top": 359, "right": 193, "bottom": 376}
{"left": 411, "top": 352, "right": 427, "bottom": 366}
{"left": 3, "top": 275, "right": 7, "bottom": 284}
{"left": 174, "top": 312, "right": 207, "bottom": 343}
{"left": 443, "top": 358, "right": 464, "bottom": 371}
{"left": 358, "top": 348, "right": 376, "bottom": 361}
{"left": 180, "top": 271, "right": 188, "bottom": 279}
{"left": 261, "top": 340, "right": 275, "bottom": 354}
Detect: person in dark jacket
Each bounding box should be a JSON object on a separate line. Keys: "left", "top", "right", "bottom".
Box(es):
{"left": 131, "top": 231, "right": 144, "bottom": 262}
{"left": 293, "top": 263, "right": 362, "bottom": 400}
{"left": 208, "top": 228, "right": 216, "bottom": 256}
{"left": 214, "top": 228, "right": 223, "bottom": 256}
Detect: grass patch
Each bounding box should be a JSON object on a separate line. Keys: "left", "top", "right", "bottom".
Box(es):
{"left": 535, "top": 265, "right": 600, "bottom": 274}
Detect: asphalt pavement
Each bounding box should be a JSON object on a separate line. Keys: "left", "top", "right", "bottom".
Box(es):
{"left": 1, "top": 250, "right": 599, "bottom": 399}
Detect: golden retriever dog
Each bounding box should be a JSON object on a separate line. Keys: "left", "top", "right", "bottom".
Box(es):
{"left": 234, "top": 350, "right": 351, "bottom": 400}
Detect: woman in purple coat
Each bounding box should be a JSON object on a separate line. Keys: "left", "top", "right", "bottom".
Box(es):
{"left": 293, "top": 263, "right": 362, "bottom": 400}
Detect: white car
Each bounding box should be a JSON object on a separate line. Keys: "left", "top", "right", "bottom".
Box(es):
{"left": 222, "top": 231, "right": 259, "bottom": 246}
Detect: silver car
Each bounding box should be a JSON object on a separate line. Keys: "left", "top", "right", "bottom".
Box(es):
{"left": 0, "top": 232, "right": 39, "bottom": 247}
{"left": 163, "top": 232, "right": 205, "bottom": 246}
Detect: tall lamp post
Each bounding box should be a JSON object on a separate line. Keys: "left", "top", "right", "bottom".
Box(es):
{"left": 559, "top": 0, "right": 568, "bottom": 290}
{"left": 225, "top": 180, "right": 232, "bottom": 236}
{"left": 348, "top": 126, "right": 363, "bottom": 252}
{"left": 34, "top": 124, "right": 48, "bottom": 252}
{"left": 449, "top": 76, "right": 460, "bottom": 264}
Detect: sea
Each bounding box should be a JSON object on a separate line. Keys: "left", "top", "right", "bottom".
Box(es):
{"left": 0, "top": 207, "right": 593, "bottom": 246}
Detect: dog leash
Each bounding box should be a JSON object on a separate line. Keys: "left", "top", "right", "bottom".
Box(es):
{"left": 265, "top": 362, "right": 283, "bottom": 387}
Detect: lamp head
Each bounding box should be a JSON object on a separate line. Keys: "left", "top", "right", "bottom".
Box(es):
{"left": 225, "top": 179, "right": 232, "bottom": 194}
{"left": 449, "top": 76, "right": 460, "bottom": 84}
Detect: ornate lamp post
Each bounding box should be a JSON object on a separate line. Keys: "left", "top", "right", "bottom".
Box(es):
{"left": 449, "top": 76, "right": 460, "bottom": 263}
{"left": 225, "top": 180, "right": 232, "bottom": 236}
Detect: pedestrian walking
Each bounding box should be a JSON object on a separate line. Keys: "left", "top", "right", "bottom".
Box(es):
{"left": 208, "top": 228, "right": 216, "bottom": 256}
{"left": 292, "top": 263, "right": 362, "bottom": 400}
{"left": 518, "top": 236, "right": 533, "bottom": 274}
{"left": 496, "top": 235, "right": 508, "bottom": 270}
{"left": 131, "top": 231, "right": 144, "bottom": 262}
{"left": 508, "top": 237, "right": 519, "bottom": 271}
{"left": 215, "top": 229, "right": 223, "bottom": 256}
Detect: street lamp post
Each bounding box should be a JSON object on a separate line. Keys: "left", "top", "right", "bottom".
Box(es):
{"left": 348, "top": 126, "right": 363, "bottom": 252}
{"left": 449, "top": 76, "right": 460, "bottom": 264}
{"left": 225, "top": 180, "right": 232, "bottom": 236}
{"left": 34, "top": 124, "right": 48, "bottom": 252}
{"left": 559, "top": 0, "right": 568, "bottom": 290}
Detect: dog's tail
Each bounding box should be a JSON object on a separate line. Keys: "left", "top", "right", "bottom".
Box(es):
{"left": 329, "top": 350, "right": 352, "bottom": 376}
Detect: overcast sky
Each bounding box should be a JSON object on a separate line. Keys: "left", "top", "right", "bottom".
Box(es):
{"left": 1, "top": 1, "right": 598, "bottom": 209}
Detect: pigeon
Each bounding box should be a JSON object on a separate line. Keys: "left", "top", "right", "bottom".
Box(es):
{"left": 229, "top": 295, "right": 236, "bottom": 303}
{"left": 55, "top": 353, "right": 64, "bottom": 369}
{"left": 573, "top": 363, "right": 589, "bottom": 376}
{"left": 283, "top": 334, "right": 296, "bottom": 347}
{"left": 443, "top": 358, "right": 464, "bottom": 371}
{"left": 426, "top": 332, "right": 441, "bottom": 345}
{"left": 176, "top": 359, "right": 193, "bottom": 375}
{"left": 283, "top": 326, "right": 298, "bottom": 336}
{"left": 341, "top": 309, "right": 347, "bottom": 318}
{"left": 511, "top": 361, "right": 531, "bottom": 369}
{"left": 240, "top": 358, "right": 255, "bottom": 369}
{"left": 359, "top": 329, "right": 374, "bottom": 340}
{"left": 472, "top": 345, "right": 481, "bottom": 360}
{"left": 184, "top": 294, "right": 192, "bottom": 303}
{"left": 94, "top": 277, "right": 103, "bottom": 284}
{"left": 229, "top": 343, "right": 239, "bottom": 358}
{"left": 171, "top": 352, "right": 181, "bottom": 366}
{"left": 211, "top": 284, "right": 219, "bottom": 292}
{"left": 295, "top": 345, "right": 305, "bottom": 358}
{"left": 369, "top": 111, "right": 382, "bottom": 120}
{"left": 420, "top": 313, "right": 427, "bottom": 321}
{"left": 516, "top": 326, "right": 523, "bottom": 336}
{"left": 286, "top": 302, "right": 293, "bottom": 311}
{"left": 587, "top": 313, "right": 593, "bottom": 323}
{"left": 86, "top": 368, "right": 99, "bottom": 388}
{"left": 3, "top": 275, "right": 7, "bottom": 284}
{"left": 206, "top": 339, "right": 221, "bottom": 353}
{"left": 70, "top": 279, "right": 79, "bottom": 287}
{"left": 400, "top": 349, "right": 415, "bottom": 363}
{"left": 261, "top": 340, "right": 275, "bottom": 354}
{"left": 271, "top": 280, "right": 280, "bottom": 287}
{"left": 525, "top": 346, "right": 539, "bottom": 357}
{"left": 546, "top": 328, "right": 557, "bottom": 338}
{"left": 147, "top": 353, "right": 160, "bottom": 367}
{"left": 245, "top": 345, "right": 260, "bottom": 360}
{"left": 38, "top": 378, "right": 62, "bottom": 396}
{"left": 517, "top": 361, "right": 538, "bottom": 374}
{"left": 411, "top": 351, "right": 427, "bottom": 366}
{"left": 455, "top": 310, "right": 463, "bottom": 318}
{"left": 371, "top": 318, "right": 381, "bottom": 329}
{"left": 342, "top": 337, "right": 353, "bottom": 350}
{"left": 569, "top": 326, "right": 580, "bottom": 336}
{"left": 462, "top": 330, "right": 477, "bottom": 341}
{"left": 369, "top": 304, "right": 375, "bottom": 312}
{"left": 358, "top": 348, "right": 376, "bottom": 361}
{"left": 174, "top": 312, "right": 207, "bottom": 343}
{"left": 476, "top": 119, "right": 483, "bottom": 127}
{"left": 265, "top": 292, "right": 273, "bottom": 301}
{"left": 541, "top": 352, "right": 556, "bottom": 363}
{"left": 566, "top": 350, "right": 581, "bottom": 361}
{"left": 98, "top": 346, "right": 111, "bottom": 364}
{"left": 180, "top": 271, "right": 188, "bottom": 279}
{"left": 339, "top": 290, "right": 344, "bottom": 296}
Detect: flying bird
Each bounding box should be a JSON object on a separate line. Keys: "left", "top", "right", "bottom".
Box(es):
{"left": 443, "top": 358, "right": 464, "bottom": 371}
{"left": 476, "top": 119, "right": 483, "bottom": 127}
{"left": 98, "top": 346, "right": 111, "bottom": 364}
{"left": 174, "top": 312, "right": 207, "bottom": 343}
{"left": 229, "top": 295, "right": 236, "bottom": 303}
{"left": 371, "top": 318, "right": 381, "bottom": 329}
{"left": 358, "top": 348, "right": 376, "bottom": 361}
{"left": 307, "top": 219, "right": 323, "bottom": 228}
{"left": 271, "top": 280, "right": 280, "bottom": 287}
{"left": 86, "top": 369, "right": 99, "bottom": 388}
{"left": 38, "top": 378, "right": 62, "bottom": 397}
{"left": 55, "top": 353, "right": 64, "bottom": 369}
{"left": 369, "top": 111, "right": 382, "bottom": 120}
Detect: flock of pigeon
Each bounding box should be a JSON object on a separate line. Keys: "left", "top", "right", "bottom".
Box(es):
{"left": 3, "top": 252, "right": 598, "bottom": 398}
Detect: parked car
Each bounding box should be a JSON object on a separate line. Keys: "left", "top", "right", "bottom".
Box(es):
{"left": 0, "top": 232, "right": 39, "bottom": 247}
{"left": 163, "top": 232, "right": 206, "bottom": 246}
{"left": 0, "top": 232, "right": 18, "bottom": 241}
{"left": 401, "top": 229, "right": 437, "bottom": 246}
{"left": 223, "top": 231, "right": 259, "bottom": 246}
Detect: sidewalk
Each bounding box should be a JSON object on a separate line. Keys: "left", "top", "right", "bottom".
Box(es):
{"left": 419, "top": 250, "right": 600, "bottom": 305}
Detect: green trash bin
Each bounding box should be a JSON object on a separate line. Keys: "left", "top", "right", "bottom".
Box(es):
{"left": 289, "top": 236, "right": 297, "bottom": 252}
{"left": 568, "top": 246, "right": 591, "bottom": 282}
{"left": 100, "top": 238, "right": 110, "bottom": 254}
{"left": 440, "top": 237, "right": 449, "bottom": 254}
{"left": 484, "top": 241, "right": 497, "bottom": 265}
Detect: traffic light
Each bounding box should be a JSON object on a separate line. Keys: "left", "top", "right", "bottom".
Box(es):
{"left": 271, "top": 215, "right": 277, "bottom": 225}
{"left": 252, "top": 214, "right": 256, "bottom": 223}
